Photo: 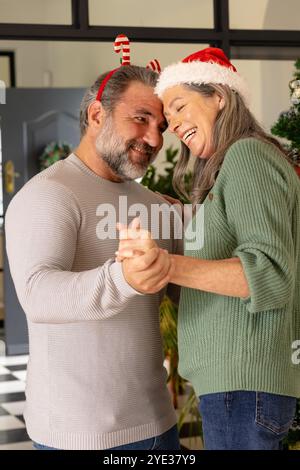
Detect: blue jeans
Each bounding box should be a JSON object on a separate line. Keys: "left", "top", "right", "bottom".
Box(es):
{"left": 199, "top": 391, "right": 297, "bottom": 450}
{"left": 33, "top": 424, "right": 180, "bottom": 450}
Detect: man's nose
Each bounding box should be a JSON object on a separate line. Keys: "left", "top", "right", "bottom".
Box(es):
{"left": 143, "top": 125, "right": 163, "bottom": 149}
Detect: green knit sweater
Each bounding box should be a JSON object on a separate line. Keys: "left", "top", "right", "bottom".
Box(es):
{"left": 178, "top": 138, "right": 300, "bottom": 397}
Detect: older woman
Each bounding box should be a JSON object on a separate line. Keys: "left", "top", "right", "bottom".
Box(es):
{"left": 117, "top": 48, "right": 300, "bottom": 450}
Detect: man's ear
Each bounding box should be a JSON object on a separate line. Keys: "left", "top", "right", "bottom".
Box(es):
{"left": 87, "top": 100, "right": 105, "bottom": 132}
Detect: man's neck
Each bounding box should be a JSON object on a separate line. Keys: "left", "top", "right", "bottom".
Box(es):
{"left": 74, "top": 138, "right": 123, "bottom": 183}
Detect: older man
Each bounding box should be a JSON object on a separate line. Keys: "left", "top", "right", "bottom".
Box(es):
{"left": 5, "top": 65, "right": 181, "bottom": 450}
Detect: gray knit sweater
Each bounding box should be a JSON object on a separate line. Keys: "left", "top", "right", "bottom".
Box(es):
{"left": 5, "top": 153, "right": 181, "bottom": 449}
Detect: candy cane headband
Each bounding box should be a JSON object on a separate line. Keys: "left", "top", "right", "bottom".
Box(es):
{"left": 96, "top": 34, "right": 161, "bottom": 102}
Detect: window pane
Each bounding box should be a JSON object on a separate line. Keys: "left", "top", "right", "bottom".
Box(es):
{"left": 0, "top": 56, "right": 10, "bottom": 86}
{"left": 233, "top": 59, "right": 295, "bottom": 133}
{"left": 230, "top": 0, "right": 300, "bottom": 30}
{"left": 89, "top": 0, "right": 213, "bottom": 28}
{"left": 0, "top": 0, "right": 72, "bottom": 24}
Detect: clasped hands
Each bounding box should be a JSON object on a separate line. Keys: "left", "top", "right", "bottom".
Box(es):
{"left": 116, "top": 217, "right": 174, "bottom": 294}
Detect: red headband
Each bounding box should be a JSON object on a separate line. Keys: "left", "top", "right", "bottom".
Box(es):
{"left": 96, "top": 34, "right": 130, "bottom": 102}
{"left": 96, "top": 68, "right": 119, "bottom": 102}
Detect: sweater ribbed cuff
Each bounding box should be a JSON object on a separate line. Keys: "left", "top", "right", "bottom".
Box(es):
{"left": 109, "top": 261, "right": 144, "bottom": 298}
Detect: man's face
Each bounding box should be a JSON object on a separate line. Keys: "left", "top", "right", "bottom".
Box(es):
{"left": 95, "top": 81, "right": 167, "bottom": 181}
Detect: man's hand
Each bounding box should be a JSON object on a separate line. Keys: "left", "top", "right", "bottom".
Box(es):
{"left": 122, "top": 247, "right": 174, "bottom": 294}
{"left": 116, "top": 217, "right": 173, "bottom": 294}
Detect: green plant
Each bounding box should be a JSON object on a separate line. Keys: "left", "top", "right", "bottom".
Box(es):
{"left": 159, "top": 296, "right": 202, "bottom": 442}
{"left": 284, "top": 399, "right": 300, "bottom": 449}
{"left": 159, "top": 295, "right": 181, "bottom": 407}
{"left": 141, "top": 146, "right": 192, "bottom": 203}
{"left": 271, "top": 59, "right": 300, "bottom": 178}
{"left": 39, "top": 141, "right": 72, "bottom": 171}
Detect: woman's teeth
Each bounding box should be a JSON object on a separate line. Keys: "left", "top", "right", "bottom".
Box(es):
{"left": 183, "top": 128, "right": 197, "bottom": 143}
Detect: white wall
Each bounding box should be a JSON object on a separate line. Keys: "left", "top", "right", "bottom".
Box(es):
{"left": 0, "top": 40, "right": 48, "bottom": 87}
{"left": 230, "top": 0, "right": 300, "bottom": 30}
{"left": 0, "top": 0, "right": 71, "bottom": 24}
{"left": 233, "top": 0, "right": 298, "bottom": 131}
{"left": 89, "top": 0, "right": 213, "bottom": 28}
{"left": 234, "top": 59, "right": 295, "bottom": 133}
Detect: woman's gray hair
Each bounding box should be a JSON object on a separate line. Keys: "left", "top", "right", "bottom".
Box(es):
{"left": 172, "top": 83, "right": 289, "bottom": 207}
{"left": 79, "top": 65, "right": 158, "bottom": 137}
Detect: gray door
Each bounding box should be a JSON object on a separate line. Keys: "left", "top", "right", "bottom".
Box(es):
{"left": 1, "top": 88, "right": 85, "bottom": 355}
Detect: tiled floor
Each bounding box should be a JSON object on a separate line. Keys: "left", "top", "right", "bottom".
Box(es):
{"left": 0, "top": 355, "right": 31, "bottom": 450}
{"left": 0, "top": 354, "right": 202, "bottom": 450}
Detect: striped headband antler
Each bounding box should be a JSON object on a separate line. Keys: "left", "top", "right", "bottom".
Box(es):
{"left": 114, "top": 34, "right": 131, "bottom": 65}
{"left": 146, "top": 59, "right": 161, "bottom": 73}
{"left": 96, "top": 34, "right": 161, "bottom": 101}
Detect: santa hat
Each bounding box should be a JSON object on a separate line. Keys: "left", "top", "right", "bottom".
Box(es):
{"left": 155, "top": 47, "right": 250, "bottom": 105}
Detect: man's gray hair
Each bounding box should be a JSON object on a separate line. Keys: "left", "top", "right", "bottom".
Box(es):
{"left": 80, "top": 65, "right": 158, "bottom": 137}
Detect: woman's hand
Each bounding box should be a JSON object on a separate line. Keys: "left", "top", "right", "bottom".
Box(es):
{"left": 116, "top": 217, "right": 158, "bottom": 262}
{"left": 155, "top": 192, "right": 184, "bottom": 211}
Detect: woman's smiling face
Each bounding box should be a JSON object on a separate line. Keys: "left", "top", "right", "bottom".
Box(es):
{"left": 162, "top": 84, "right": 223, "bottom": 159}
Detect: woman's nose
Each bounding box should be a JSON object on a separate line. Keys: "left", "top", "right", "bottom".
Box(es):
{"left": 169, "top": 118, "right": 180, "bottom": 134}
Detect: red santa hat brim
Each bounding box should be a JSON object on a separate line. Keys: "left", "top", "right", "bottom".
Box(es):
{"left": 155, "top": 60, "right": 250, "bottom": 106}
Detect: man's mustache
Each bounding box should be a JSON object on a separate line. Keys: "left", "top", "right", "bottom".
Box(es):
{"left": 127, "top": 140, "right": 157, "bottom": 157}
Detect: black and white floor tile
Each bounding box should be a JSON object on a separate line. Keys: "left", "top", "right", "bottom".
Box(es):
{"left": 0, "top": 355, "right": 32, "bottom": 450}
{"left": 0, "top": 354, "right": 202, "bottom": 450}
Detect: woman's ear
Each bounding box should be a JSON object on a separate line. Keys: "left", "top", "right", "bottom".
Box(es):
{"left": 218, "top": 96, "right": 225, "bottom": 110}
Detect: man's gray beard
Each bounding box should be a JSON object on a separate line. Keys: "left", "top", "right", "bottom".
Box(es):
{"left": 95, "top": 116, "right": 156, "bottom": 181}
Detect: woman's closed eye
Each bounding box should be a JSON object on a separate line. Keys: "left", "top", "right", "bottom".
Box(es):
{"left": 176, "top": 104, "right": 185, "bottom": 112}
